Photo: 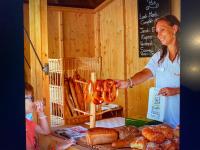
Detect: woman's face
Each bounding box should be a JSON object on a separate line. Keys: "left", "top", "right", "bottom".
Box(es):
{"left": 156, "top": 20, "right": 177, "bottom": 46}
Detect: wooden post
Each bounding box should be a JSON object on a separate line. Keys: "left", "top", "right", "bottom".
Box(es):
{"left": 90, "top": 72, "right": 96, "bottom": 128}
{"left": 29, "top": 0, "right": 50, "bottom": 123}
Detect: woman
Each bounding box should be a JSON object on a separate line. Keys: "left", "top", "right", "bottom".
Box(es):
{"left": 117, "top": 15, "right": 180, "bottom": 127}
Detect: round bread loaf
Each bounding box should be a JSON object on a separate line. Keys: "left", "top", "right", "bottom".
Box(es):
{"left": 142, "top": 126, "right": 165, "bottom": 143}
{"left": 156, "top": 124, "right": 174, "bottom": 139}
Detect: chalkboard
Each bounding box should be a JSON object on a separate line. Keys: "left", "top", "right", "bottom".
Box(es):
{"left": 138, "top": 0, "right": 171, "bottom": 57}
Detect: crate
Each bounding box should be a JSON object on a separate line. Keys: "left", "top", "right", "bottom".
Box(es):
{"left": 48, "top": 57, "right": 102, "bottom": 127}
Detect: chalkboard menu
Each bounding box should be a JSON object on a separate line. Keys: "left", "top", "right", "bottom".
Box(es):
{"left": 138, "top": 0, "right": 171, "bottom": 57}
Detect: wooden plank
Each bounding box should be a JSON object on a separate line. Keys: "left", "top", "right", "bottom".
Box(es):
{"left": 62, "top": 11, "right": 95, "bottom": 57}
{"left": 29, "top": 0, "right": 41, "bottom": 101}
{"left": 40, "top": 0, "right": 50, "bottom": 123}
{"left": 98, "top": 0, "right": 125, "bottom": 110}
{"left": 29, "top": 0, "right": 50, "bottom": 123}
{"left": 23, "top": 3, "right": 31, "bottom": 83}
{"left": 94, "top": 12, "right": 101, "bottom": 57}
{"left": 47, "top": 10, "right": 63, "bottom": 58}
{"left": 122, "top": 0, "right": 128, "bottom": 117}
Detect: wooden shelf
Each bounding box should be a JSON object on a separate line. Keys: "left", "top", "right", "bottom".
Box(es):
{"left": 101, "top": 106, "right": 123, "bottom": 119}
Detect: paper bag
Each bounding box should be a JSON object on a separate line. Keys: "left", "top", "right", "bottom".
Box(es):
{"left": 147, "top": 87, "right": 166, "bottom": 122}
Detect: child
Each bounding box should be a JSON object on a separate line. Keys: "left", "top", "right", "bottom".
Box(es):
{"left": 25, "top": 82, "right": 75, "bottom": 150}
{"left": 25, "top": 82, "right": 50, "bottom": 150}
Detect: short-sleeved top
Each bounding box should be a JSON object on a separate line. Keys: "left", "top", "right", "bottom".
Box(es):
{"left": 26, "top": 119, "right": 39, "bottom": 150}
{"left": 145, "top": 50, "right": 180, "bottom": 127}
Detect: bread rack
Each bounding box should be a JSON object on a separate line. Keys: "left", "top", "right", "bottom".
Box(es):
{"left": 48, "top": 57, "right": 102, "bottom": 127}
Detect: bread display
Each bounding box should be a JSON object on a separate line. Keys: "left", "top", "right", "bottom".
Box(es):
{"left": 82, "top": 124, "right": 179, "bottom": 149}
{"left": 86, "top": 127, "right": 118, "bottom": 146}
{"left": 130, "top": 136, "right": 148, "bottom": 149}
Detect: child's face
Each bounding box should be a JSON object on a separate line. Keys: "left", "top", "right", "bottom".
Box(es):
{"left": 25, "top": 92, "right": 34, "bottom": 114}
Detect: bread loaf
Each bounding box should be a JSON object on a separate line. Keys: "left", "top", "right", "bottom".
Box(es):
{"left": 142, "top": 126, "right": 165, "bottom": 143}
{"left": 156, "top": 124, "right": 174, "bottom": 139}
{"left": 86, "top": 127, "right": 118, "bottom": 146}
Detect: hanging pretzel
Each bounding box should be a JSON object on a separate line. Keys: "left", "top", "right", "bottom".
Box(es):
{"left": 103, "top": 79, "right": 118, "bottom": 103}
{"left": 93, "top": 80, "right": 104, "bottom": 105}
{"left": 83, "top": 79, "right": 118, "bottom": 105}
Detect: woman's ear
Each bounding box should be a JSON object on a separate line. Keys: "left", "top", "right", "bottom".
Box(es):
{"left": 173, "top": 25, "right": 179, "bottom": 34}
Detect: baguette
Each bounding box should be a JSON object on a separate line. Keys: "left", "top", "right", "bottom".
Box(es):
{"left": 73, "top": 73, "right": 85, "bottom": 111}
{"left": 86, "top": 127, "right": 118, "bottom": 146}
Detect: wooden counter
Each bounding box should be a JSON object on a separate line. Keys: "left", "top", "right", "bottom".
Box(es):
{"left": 39, "top": 107, "right": 123, "bottom": 149}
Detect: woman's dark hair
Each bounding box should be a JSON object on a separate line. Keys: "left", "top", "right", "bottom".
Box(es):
{"left": 154, "top": 15, "right": 180, "bottom": 64}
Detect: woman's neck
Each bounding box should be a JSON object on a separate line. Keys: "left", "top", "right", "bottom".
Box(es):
{"left": 168, "top": 45, "right": 178, "bottom": 62}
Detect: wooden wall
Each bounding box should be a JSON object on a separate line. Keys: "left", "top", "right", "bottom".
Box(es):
{"left": 47, "top": 7, "right": 95, "bottom": 58}
{"left": 24, "top": 0, "right": 180, "bottom": 120}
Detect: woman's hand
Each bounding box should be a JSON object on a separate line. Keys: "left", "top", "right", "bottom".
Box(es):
{"left": 115, "top": 80, "right": 129, "bottom": 89}
{"left": 158, "top": 87, "right": 180, "bottom": 96}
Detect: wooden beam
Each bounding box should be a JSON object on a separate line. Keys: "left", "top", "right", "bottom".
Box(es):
{"left": 40, "top": 0, "right": 50, "bottom": 124}
{"left": 122, "top": 0, "right": 128, "bottom": 117}
{"left": 48, "top": 6, "right": 95, "bottom": 14}
{"left": 94, "top": 0, "right": 114, "bottom": 12}
{"left": 29, "top": 0, "right": 50, "bottom": 123}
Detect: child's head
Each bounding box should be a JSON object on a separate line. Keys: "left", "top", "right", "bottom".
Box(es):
{"left": 25, "top": 82, "right": 34, "bottom": 114}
